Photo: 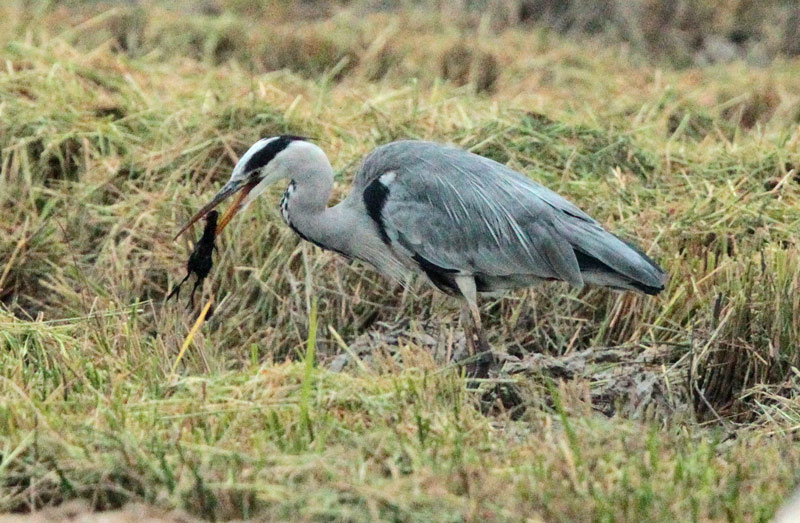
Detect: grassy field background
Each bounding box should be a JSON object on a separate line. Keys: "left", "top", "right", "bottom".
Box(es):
{"left": 1, "top": 1, "right": 800, "bottom": 520}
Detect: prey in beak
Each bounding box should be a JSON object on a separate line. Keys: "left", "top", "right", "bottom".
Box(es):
{"left": 168, "top": 177, "right": 257, "bottom": 309}
{"left": 173, "top": 178, "right": 258, "bottom": 241}
{"left": 167, "top": 210, "right": 219, "bottom": 308}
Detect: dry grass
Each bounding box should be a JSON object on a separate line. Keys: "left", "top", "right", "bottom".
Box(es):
{"left": 1, "top": 1, "right": 800, "bottom": 520}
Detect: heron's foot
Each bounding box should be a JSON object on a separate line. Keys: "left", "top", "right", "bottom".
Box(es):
{"left": 466, "top": 349, "right": 493, "bottom": 380}
{"left": 464, "top": 332, "right": 493, "bottom": 383}
{"left": 479, "top": 379, "right": 525, "bottom": 417}
{"left": 470, "top": 347, "right": 525, "bottom": 415}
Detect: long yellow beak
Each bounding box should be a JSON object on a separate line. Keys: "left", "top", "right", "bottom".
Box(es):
{"left": 173, "top": 180, "right": 256, "bottom": 240}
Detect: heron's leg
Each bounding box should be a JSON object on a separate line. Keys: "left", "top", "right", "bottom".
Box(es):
{"left": 455, "top": 276, "right": 492, "bottom": 379}
{"left": 460, "top": 301, "right": 476, "bottom": 356}
{"left": 467, "top": 301, "right": 490, "bottom": 353}
{"left": 467, "top": 301, "right": 492, "bottom": 379}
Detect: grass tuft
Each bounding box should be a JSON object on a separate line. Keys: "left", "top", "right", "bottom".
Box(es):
{"left": 1, "top": 1, "right": 799, "bottom": 520}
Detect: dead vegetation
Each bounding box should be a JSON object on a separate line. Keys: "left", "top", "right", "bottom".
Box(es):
{"left": 1, "top": 0, "right": 800, "bottom": 520}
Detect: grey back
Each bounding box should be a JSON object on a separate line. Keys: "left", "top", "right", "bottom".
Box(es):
{"left": 353, "top": 140, "right": 665, "bottom": 291}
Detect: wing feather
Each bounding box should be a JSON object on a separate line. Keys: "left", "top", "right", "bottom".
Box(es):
{"left": 371, "top": 142, "right": 581, "bottom": 283}
{"left": 357, "top": 141, "right": 664, "bottom": 291}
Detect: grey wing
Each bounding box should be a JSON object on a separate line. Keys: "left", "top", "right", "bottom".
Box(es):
{"left": 361, "top": 141, "right": 665, "bottom": 293}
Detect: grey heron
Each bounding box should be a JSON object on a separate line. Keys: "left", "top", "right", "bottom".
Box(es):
{"left": 176, "top": 136, "right": 667, "bottom": 376}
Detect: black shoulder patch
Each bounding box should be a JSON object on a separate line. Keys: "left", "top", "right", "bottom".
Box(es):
{"left": 243, "top": 135, "right": 307, "bottom": 174}
{"left": 363, "top": 177, "right": 391, "bottom": 245}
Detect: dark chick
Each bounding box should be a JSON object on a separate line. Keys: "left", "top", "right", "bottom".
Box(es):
{"left": 167, "top": 210, "right": 218, "bottom": 308}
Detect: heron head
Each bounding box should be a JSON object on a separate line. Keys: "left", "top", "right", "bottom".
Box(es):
{"left": 174, "top": 135, "right": 309, "bottom": 239}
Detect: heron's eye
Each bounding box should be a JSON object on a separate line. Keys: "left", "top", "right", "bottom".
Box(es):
{"left": 241, "top": 169, "right": 262, "bottom": 183}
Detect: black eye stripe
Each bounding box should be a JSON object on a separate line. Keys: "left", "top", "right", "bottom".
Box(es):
{"left": 242, "top": 135, "right": 308, "bottom": 173}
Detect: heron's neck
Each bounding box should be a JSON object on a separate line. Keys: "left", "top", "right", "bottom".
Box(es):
{"left": 282, "top": 161, "right": 353, "bottom": 255}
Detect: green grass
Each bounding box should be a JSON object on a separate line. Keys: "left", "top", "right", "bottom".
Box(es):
{"left": 1, "top": 1, "right": 800, "bottom": 521}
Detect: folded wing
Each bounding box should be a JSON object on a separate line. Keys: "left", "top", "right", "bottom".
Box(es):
{"left": 360, "top": 141, "right": 666, "bottom": 294}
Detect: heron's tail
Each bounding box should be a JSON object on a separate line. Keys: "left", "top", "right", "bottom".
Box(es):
{"left": 560, "top": 218, "right": 667, "bottom": 295}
